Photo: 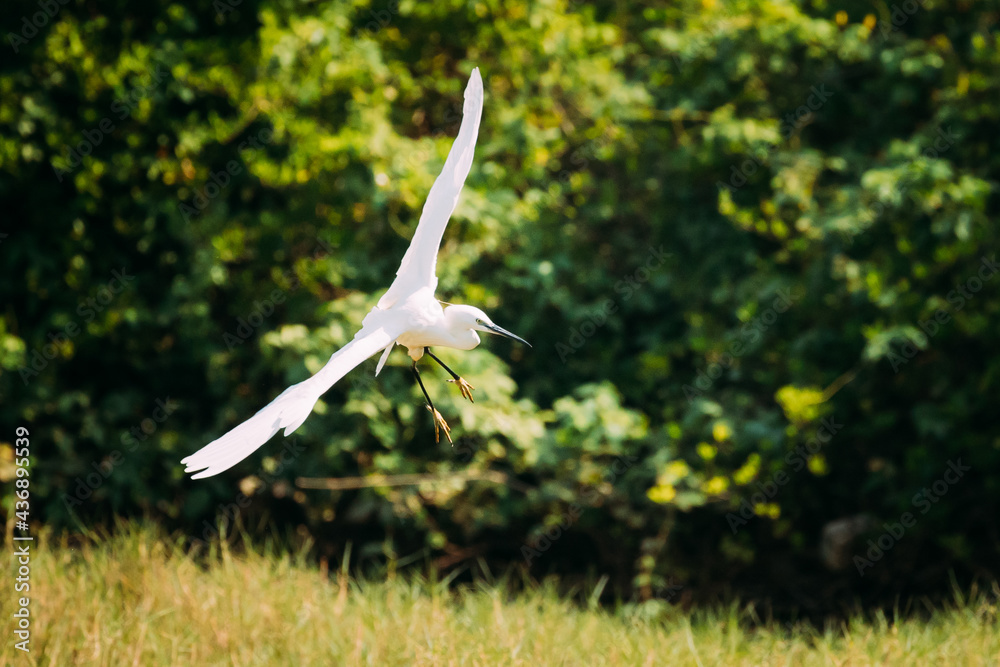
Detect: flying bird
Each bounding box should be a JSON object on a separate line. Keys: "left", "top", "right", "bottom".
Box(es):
{"left": 182, "top": 68, "right": 528, "bottom": 479}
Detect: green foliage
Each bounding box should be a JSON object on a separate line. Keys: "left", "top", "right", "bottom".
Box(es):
{"left": 2, "top": 0, "right": 999, "bottom": 607}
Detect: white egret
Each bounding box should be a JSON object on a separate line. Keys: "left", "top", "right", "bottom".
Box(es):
{"left": 182, "top": 68, "right": 528, "bottom": 479}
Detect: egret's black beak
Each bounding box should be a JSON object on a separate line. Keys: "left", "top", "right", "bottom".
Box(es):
{"left": 484, "top": 323, "right": 531, "bottom": 347}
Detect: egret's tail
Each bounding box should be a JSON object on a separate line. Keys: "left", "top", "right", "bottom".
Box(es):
{"left": 182, "top": 323, "right": 401, "bottom": 479}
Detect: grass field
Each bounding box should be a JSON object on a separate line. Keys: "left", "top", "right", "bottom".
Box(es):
{"left": 3, "top": 524, "right": 998, "bottom": 666}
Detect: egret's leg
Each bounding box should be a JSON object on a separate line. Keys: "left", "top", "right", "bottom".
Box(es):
{"left": 412, "top": 361, "right": 452, "bottom": 444}
{"left": 424, "top": 348, "right": 475, "bottom": 403}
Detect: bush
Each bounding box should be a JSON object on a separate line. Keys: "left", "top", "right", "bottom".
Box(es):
{"left": 2, "top": 0, "right": 998, "bottom": 609}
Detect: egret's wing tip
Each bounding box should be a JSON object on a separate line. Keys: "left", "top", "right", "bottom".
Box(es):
{"left": 466, "top": 68, "right": 483, "bottom": 95}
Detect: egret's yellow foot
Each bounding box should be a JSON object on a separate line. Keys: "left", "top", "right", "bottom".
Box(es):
{"left": 427, "top": 405, "right": 453, "bottom": 444}
{"left": 448, "top": 377, "right": 476, "bottom": 403}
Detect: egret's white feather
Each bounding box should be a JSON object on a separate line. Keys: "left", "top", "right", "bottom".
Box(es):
{"left": 183, "top": 69, "right": 497, "bottom": 479}
{"left": 181, "top": 322, "right": 402, "bottom": 479}
{"left": 377, "top": 68, "right": 483, "bottom": 309}
{"left": 375, "top": 342, "right": 394, "bottom": 376}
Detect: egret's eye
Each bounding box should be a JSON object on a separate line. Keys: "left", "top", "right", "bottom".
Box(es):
{"left": 475, "top": 318, "right": 483, "bottom": 325}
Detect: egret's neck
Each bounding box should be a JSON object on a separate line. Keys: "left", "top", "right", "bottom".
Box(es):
{"left": 443, "top": 307, "right": 482, "bottom": 350}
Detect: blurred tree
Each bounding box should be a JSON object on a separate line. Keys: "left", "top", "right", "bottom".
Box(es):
{"left": 1, "top": 0, "right": 998, "bottom": 610}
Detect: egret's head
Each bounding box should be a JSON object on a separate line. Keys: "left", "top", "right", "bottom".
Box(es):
{"left": 445, "top": 305, "right": 530, "bottom": 347}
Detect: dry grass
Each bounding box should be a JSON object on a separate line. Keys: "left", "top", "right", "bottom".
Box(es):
{"left": 2, "top": 524, "right": 998, "bottom": 666}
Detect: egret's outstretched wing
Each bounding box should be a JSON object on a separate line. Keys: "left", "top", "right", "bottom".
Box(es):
{"left": 182, "top": 319, "right": 402, "bottom": 479}
{"left": 377, "top": 68, "right": 484, "bottom": 309}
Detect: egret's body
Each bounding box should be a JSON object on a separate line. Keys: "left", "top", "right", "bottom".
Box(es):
{"left": 182, "top": 68, "right": 528, "bottom": 479}
{"left": 392, "top": 301, "right": 484, "bottom": 357}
